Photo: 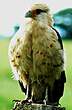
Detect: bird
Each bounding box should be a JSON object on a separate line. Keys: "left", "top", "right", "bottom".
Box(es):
{"left": 8, "top": 3, "right": 66, "bottom": 105}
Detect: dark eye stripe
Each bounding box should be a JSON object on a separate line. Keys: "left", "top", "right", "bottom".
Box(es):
{"left": 36, "top": 9, "right": 47, "bottom": 15}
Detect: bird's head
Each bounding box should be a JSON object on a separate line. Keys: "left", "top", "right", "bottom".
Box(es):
{"left": 25, "top": 3, "right": 53, "bottom": 26}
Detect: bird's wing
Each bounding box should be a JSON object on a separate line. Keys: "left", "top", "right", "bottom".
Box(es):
{"left": 15, "top": 32, "right": 33, "bottom": 82}
{"left": 8, "top": 25, "right": 32, "bottom": 83}
{"left": 47, "top": 28, "right": 66, "bottom": 104}
{"left": 8, "top": 29, "right": 22, "bottom": 80}
{"left": 52, "top": 27, "right": 63, "bottom": 49}
{"left": 52, "top": 27, "right": 66, "bottom": 80}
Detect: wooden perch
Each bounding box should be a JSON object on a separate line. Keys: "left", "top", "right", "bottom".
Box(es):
{"left": 12, "top": 102, "right": 66, "bottom": 110}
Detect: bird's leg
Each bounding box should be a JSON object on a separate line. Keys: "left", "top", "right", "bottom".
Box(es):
{"left": 44, "top": 87, "right": 48, "bottom": 105}
{"left": 44, "top": 86, "right": 55, "bottom": 105}
{"left": 47, "top": 85, "right": 59, "bottom": 106}
{"left": 18, "top": 80, "right": 27, "bottom": 94}
{"left": 13, "top": 81, "right": 27, "bottom": 103}
{"left": 25, "top": 84, "right": 32, "bottom": 100}
{"left": 21, "top": 83, "right": 32, "bottom": 104}
{"left": 32, "top": 81, "right": 45, "bottom": 104}
{"left": 13, "top": 83, "right": 32, "bottom": 110}
{"left": 13, "top": 81, "right": 32, "bottom": 104}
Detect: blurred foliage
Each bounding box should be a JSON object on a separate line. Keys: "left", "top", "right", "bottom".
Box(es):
{"left": 53, "top": 8, "right": 72, "bottom": 39}
{"left": 13, "top": 25, "right": 20, "bottom": 34}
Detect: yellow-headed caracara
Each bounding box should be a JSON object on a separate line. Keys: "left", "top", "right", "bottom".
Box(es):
{"left": 8, "top": 3, "right": 66, "bottom": 105}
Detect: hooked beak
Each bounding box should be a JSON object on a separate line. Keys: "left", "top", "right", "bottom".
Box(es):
{"left": 25, "top": 10, "right": 32, "bottom": 18}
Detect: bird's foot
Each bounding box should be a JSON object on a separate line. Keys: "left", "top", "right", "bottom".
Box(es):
{"left": 12, "top": 99, "right": 32, "bottom": 110}
{"left": 12, "top": 100, "right": 21, "bottom": 110}
{"left": 13, "top": 98, "right": 32, "bottom": 104}
{"left": 21, "top": 98, "right": 32, "bottom": 105}
{"left": 13, "top": 99, "right": 21, "bottom": 103}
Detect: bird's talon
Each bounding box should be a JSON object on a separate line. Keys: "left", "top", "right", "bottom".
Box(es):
{"left": 13, "top": 99, "right": 21, "bottom": 102}
{"left": 28, "top": 100, "right": 32, "bottom": 104}
{"left": 21, "top": 99, "right": 32, "bottom": 105}
{"left": 58, "top": 103, "right": 61, "bottom": 107}
{"left": 21, "top": 99, "right": 29, "bottom": 104}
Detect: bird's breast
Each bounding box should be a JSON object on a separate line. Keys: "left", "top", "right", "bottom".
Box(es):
{"left": 32, "top": 26, "right": 64, "bottom": 81}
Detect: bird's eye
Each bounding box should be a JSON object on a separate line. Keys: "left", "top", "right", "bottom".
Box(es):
{"left": 36, "top": 9, "right": 46, "bottom": 15}
{"left": 36, "top": 9, "right": 42, "bottom": 14}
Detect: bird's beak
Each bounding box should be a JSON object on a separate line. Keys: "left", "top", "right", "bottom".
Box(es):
{"left": 25, "top": 10, "right": 32, "bottom": 18}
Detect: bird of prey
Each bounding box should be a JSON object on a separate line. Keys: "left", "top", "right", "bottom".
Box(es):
{"left": 8, "top": 3, "right": 66, "bottom": 105}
